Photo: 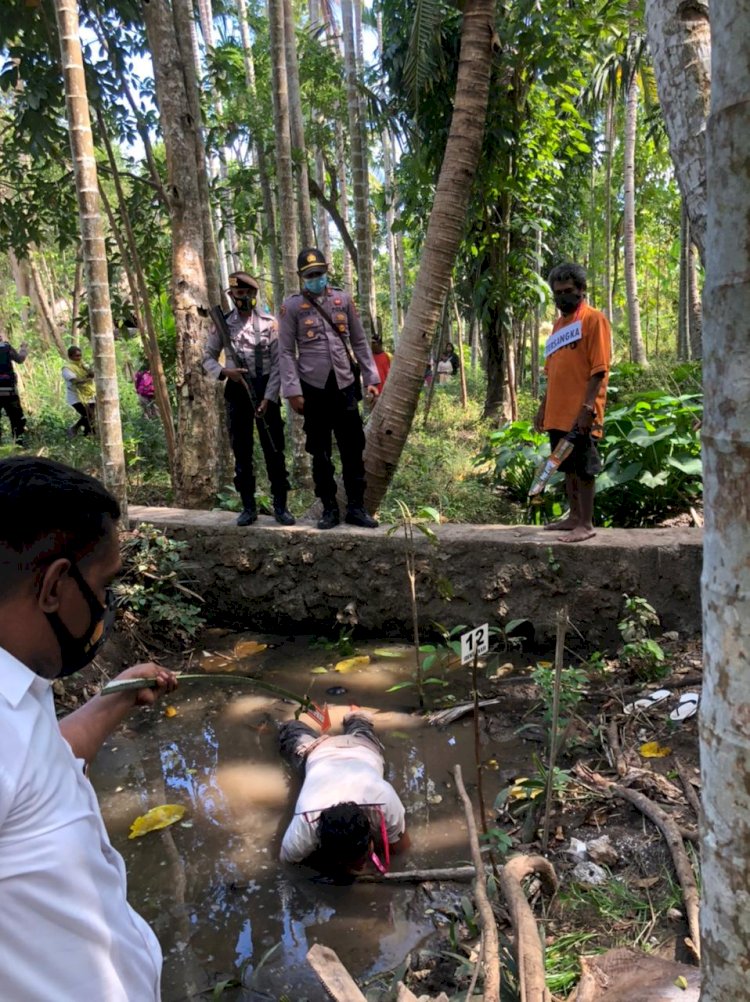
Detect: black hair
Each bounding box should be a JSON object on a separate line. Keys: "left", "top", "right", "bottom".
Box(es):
{"left": 317, "top": 802, "right": 372, "bottom": 869}
{"left": 547, "top": 262, "right": 587, "bottom": 291}
{"left": 0, "top": 457, "right": 120, "bottom": 600}
{"left": 67, "top": 345, "right": 82, "bottom": 359}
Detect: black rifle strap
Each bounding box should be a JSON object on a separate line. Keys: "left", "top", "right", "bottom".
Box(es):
{"left": 302, "top": 291, "right": 360, "bottom": 376}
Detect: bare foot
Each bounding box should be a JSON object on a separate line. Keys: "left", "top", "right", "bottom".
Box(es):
{"left": 560, "top": 526, "right": 596, "bottom": 543}
{"left": 544, "top": 517, "right": 578, "bottom": 532}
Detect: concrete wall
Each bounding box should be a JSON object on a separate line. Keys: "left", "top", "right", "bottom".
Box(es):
{"left": 129, "top": 506, "right": 702, "bottom": 645}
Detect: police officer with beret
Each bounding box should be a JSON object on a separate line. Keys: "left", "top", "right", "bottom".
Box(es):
{"left": 204, "top": 271, "right": 294, "bottom": 527}
{"left": 279, "top": 248, "right": 380, "bottom": 530}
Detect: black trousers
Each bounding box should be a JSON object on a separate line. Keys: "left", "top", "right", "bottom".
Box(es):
{"left": 71, "top": 402, "right": 95, "bottom": 436}
{"left": 225, "top": 378, "right": 290, "bottom": 508}
{"left": 0, "top": 394, "right": 26, "bottom": 442}
{"left": 301, "top": 372, "right": 366, "bottom": 508}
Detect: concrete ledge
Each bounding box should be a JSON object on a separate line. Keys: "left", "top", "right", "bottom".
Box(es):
{"left": 129, "top": 506, "right": 703, "bottom": 644}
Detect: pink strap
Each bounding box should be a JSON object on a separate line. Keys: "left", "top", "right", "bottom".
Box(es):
{"left": 370, "top": 806, "right": 390, "bottom": 874}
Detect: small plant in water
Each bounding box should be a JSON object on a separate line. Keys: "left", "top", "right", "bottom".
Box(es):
{"left": 531, "top": 660, "right": 588, "bottom": 724}
{"left": 385, "top": 501, "right": 441, "bottom": 708}
{"left": 618, "top": 594, "right": 667, "bottom": 681}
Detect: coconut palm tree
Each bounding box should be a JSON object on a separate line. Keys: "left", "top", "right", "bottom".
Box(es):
{"left": 364, "top": 0, "right": 497, "bottom": 510}
{"left": 53, "top": 0, "right": 127, "bottom": 512}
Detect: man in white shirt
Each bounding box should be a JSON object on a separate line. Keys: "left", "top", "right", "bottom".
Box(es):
{"left": 279, "top": 712, "right": 410, "bottom": 874}
{"left": 0, "top": 456, "right": 177, "bottom": 1002}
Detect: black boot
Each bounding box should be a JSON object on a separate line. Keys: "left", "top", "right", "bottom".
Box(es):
{"left": 236, "top": 505, "right": 257, "bottom": 526}
{"left": 317, "top": 505, "right": 340, "bottom": 530}
{"left": 273, "top": 496, "right": 296, "bottom": 526}
{"left": 345, "top": 506, "right": 378, "bottom": 529}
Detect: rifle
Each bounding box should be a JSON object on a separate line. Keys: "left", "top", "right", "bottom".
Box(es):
{"left": 209, "top": 305, "right": 277, "bottom": 451}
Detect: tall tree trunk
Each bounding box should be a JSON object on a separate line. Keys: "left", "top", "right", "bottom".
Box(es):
{"left": 8, "top": 250, "right": 30, "bottom": 325}
{"left": 282, "top": 0, "right": 314, "bottom": 246}
{"left": 172, "top": 0, "right": 223, "bottom": 308}
{"left": 532, "top": 225, "right": 541, "bottom": 398}
{"left": 623, "top": 68, "right": 647, "bottom": 365}
{"left": 96, "top": 109, "right": 177, "bottom": 468}
{"left": 28, "top": 254, "right": 66, "bottom": 354}
{"left": 383, "top": 126, "right": 400, "bottom": 347}
{"left": 677, "top": 201, "right": 689, "bottom": 360}
{"left": 644, "top": 0, "right": 710, "bottom": 264}
{"left": 236, "top": 0, "right": 283, "bottom": 306}
{"left": 54, "top": 0, "right": 127, "bottom": 511}
{"left": 687, "top": 238, "right": 703, "bottom": 360}
{"left": 143, "top": 0, "right": 222, "bottom": 506}
{"left": 70, "top": 252, "right": 83, "bottom": 341}
{"left": 364, "top": 0, "right": 496, "bottom": 509}
{"left": 336, "top": 128, "right": 354, "bottom": 293}
{"left": 453, "top": 299, "right": 468, "bottom": 408}
{"left": 268, "top": 0, "right": 299, "bottom": 293}
{"left": 700, "top": 5, "right": 750, "bottom": 999}
{"left": 341, "top": 0, "right": 375, "bottom": 335}
{"left": 603, "top": 96, "right": 615, "bottom": 321}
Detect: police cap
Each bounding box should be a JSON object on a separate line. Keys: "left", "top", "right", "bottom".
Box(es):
{"left": 228, "top": 271, "right": 260, "bottom": 292}
{"left": 297, "top": 248, "right": 328, "bottom": 275}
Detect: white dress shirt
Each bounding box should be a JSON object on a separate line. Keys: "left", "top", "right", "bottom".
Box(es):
{"left": 0, "top": 647, "right": 162, "bottom": 1001}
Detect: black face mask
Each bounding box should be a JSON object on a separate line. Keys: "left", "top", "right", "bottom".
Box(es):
{"left": 45, "top": 563, "right": 116, "bottom": 677}
{"left": 234, "top": 293, "right": 257, "bottom": 312}
{"left": 554, "top": 291, "right": 583, "bottom": 315}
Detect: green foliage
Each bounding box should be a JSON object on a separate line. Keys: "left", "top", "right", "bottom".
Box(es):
{"left": 117, "top": 524, "right": 205, "bottom": 644}
{"left": 618, "top": 594, "right": 667, "bottom": 680}
{"left": 478, "top": 382, "right": 703, "bottom": 527}
{"left": 531, "top": 660, "right": 588, "bottom": 724}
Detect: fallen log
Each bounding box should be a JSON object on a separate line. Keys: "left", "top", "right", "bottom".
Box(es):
{"left": 355, "top": 865, "right": 476, "bottom": 883}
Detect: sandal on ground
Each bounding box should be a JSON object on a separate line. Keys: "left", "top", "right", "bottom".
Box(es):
{"left": 669, "top": 692, "right": 700, "bottom": 722}
{"left": 623, "top": 688, "right": 672, "bottom": 716}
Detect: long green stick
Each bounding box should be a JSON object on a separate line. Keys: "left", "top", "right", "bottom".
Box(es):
{"left": 100, "top": 673, "right": 313, "bottom": 708}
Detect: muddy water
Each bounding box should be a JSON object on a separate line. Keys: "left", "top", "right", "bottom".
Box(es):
{"left": 91, "top": 635, "right": 530, "bottom": 1001}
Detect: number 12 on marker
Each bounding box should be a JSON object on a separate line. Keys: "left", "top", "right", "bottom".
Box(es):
{"left": 460, "top": 624, "right": 489, "bottom": 665}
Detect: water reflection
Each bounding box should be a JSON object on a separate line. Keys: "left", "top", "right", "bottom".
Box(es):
{"left": 92, "top": 636, "right": 527, "bottom": 1000}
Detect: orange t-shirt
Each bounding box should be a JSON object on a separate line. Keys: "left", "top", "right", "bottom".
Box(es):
{"left": 543, "top": 301, "right": 611, "bottom": 438}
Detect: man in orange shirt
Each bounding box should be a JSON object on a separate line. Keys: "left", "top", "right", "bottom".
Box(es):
{"left": 534, "top": 262, "right": 611, "bottom": 542}
{"left": 371, "top": 335, "right": 391, "bottom": 388}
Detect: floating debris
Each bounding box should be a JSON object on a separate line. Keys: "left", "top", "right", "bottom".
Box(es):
{"left": 334, "top": 655, "right": 370, "bottom": 674}
{"left": 129, "top": 804, "right": 186, "bottom": 839}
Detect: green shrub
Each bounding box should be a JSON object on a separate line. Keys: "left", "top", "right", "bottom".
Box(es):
{"left": 477, "top": 390, "right": 703, "bottom": 527}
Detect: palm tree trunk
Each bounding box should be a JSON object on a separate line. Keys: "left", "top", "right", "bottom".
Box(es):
{"left": 623, "top": 68, "right": 647, "bottom": 365}
{"left": 282, "top": 0, "right": 314, "bottom": 246}
{"left": 28, "top": 253, "right": 65, "bottom": 355}
{"left": 236, "top": 0, "right": 283, "bottom": 306}
{"left": 96, "top": 110, "right": 177, "bottom": 468}
{"left": 268, "top": 0, "right": 299, "bottom": 293}
{"left": 644, "top": 0, "right": 710, "bottom": 264}
{"left": 364, "top": 0, "right": 496, "bottom": 509}
{"left": 341, "top": 0, "right": 375, "bottom": 335}
{"left": 677, "top": 201, "right": 689, "bottom": 360}
{"left": 384, "top": 127, "right": 400, "bottom": 347}
{"left": 604, "top": 96, "right": 615, "bottom": 321}
{"left": 687, "top": 238, "right": 703, "bottom": 359}
{"left": 700, "top": 5, "right": 750, "bottom": 998}
{"left": 143, "top": 0, "right": 222, "bottom": 506}
{"left": 53, "top": 0, "right": 127, "bottom": 512}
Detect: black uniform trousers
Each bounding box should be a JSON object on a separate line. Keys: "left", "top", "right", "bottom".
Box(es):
{"left": 301, "top": 371, "right": 366, "bottom": 509}
{"left": 0, "top": 393, "right": 26, "bottom": 443}
{"left": 225, "top": 376, "right": 290, "bottom": 509}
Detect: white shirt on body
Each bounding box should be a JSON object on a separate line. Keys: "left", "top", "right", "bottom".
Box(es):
{"left": 0, "top": 647, "right": 162, "bottom": 1002}
{"left": 61, "top": 365, "right": 81, "bottom": 405}
{"left": 280, "top": 735, "right": 406, "bottom": 863}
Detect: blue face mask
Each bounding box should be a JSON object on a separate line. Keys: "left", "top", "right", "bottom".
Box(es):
{"left": 304, "top": 274, "right": 328, "bottom": 296}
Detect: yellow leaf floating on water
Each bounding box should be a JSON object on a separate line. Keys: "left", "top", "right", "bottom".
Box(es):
{"left": 164, "top": 705, "right": 178, "bottom": 718}
{"left": 373, "top": 648, "right": 407, "bottom": 659}
{"left": 310, "top": 667, "right": 329, "bottom": 674}
{"left": 675, "top": 976, "right": 689, "bottom": 991}
{"left": 128, "top": 804, "right": 186, "bottom": 839}
{"left": 234, "top": 640, "right": 268, "bottom": 658}
{"left": 201, "top": 652, "right": 235, "bottom": 673}
{"left": 639, "top": 741, "right": 672, "bottom": 758}
{"left": 334, "top": 655, "right": 370, "bottom": 674}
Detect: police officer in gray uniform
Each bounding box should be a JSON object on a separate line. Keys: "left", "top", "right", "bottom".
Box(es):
{"left": 204, "top": 271, "right": 294, "bottom": 527}
{"left": 279, "top": 248, "right": 380, "bottom": 530}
